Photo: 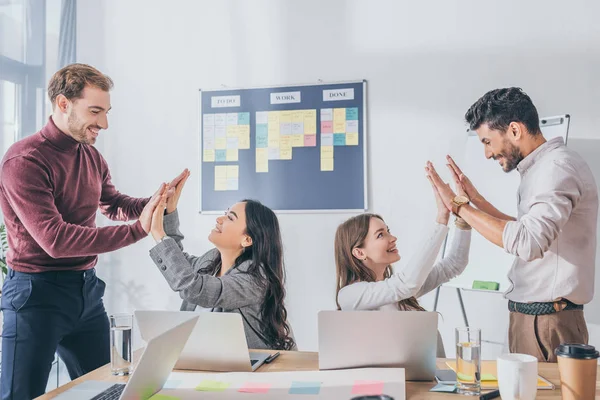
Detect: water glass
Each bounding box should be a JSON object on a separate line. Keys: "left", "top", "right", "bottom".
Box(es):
{"left": 455, "top": 327, "right": 481, "bottom": 395}
{"left": 110, "top": 313, "right": 133, "bottom": 375}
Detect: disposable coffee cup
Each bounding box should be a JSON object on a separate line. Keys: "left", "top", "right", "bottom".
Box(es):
{"left": 555, "top": 343, "right": 599, "bottom": 400}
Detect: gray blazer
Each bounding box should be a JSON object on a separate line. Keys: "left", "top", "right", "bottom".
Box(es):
{"left": 149, "top": 210, "right": 295, "bottom": 350}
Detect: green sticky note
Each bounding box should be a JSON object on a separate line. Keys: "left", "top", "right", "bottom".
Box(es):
{"left": 481, "top": 373, "right": 497, "bottom": 381}
{"left": 196, "top": 380, "right": 231, "bottom": 392}
{"left": 472, "top": 280, "right": 500, "bottom": 290}
{"left": 149, "top": 394, "right": 180, "bottom": 400}
{"left": 457, "top": 372, "right": 473, "bottom": 381}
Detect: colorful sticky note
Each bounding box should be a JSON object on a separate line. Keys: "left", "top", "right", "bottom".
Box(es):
{"left": 268, "top": 122, "right": 280, "bottom": 136}
{"left": 215, "top": 165, "right": 227, "bottom": 179}
{"left": 333, "top": 133, "right": 346, "bottom": 146}
{"left": 346, "top": 120, "right": 359, "bottom": 133}
{"left": 291, "top": 122, "right": 304, "bottom": 134}
{"left": 226, "top": 125, "right": 238, "bottom": 137}
{"left": 321, "top": 145, "right": 334, "bottom": 159}
{"left": 238, "top": 124, "right": 250, "bottom": 136}
{"left": 268, "top": 111, "right": 280, "bottom": 125}
{"left": 214, "top": 178, "right": 227, "bottom": 191}
{"left": 280, "top": 148, "right": 292, "bottom": 160}
{"left": 304, "top": 134, "right": 317, "bottom": 147}
{"left": 280, "top": 111, "right": 292, "bottom": 123}
{"left": 149, "top": 394, "right": 181, "bottom": 400}
{"left": 214, "top": 113, "right": 227, "bottom": 126}
{"left": 321, "top": 121, "right": 333, "bottom": 134}
{"left": 195, "top": 380, "right": 231, "bottom": 392}
{"left": 203, "top": 114, "right": 215, "bottom": 126}
{"left": 280, "top": 122, "right": 292, "bottom": 135}
{"left": 289, "top": 381, "right": 321, "bottom": 395}
{"left": 226, "top": 113, "right": 238, "bottom": 125}
{"left": 256, "top": 123, "right": 268, "bottom": 136}
{"left": 333, "top": 108, "right": 346, "bottom": 123}
{"left": 346, "top": 107, "right": 359, "bottom": 120}
{"left": 203, "top": 149, "right": 215, "bottom": 162}
{"left": 321, "top": 158, "right": 334, "bottom": 171}
{"left": 291, "top": 110, "right": 304, "bottom": 123}
{"left": 280, "top": 135, "right": 292, "bottom": 150}
{"left": 291, "top": 135, "right": 304, "bottom": 147}
{"left": 215, "top": 150, "right": 226, "bottom": 162}
{"left": 256, "top": 148, "right": 268, "bottom": 173}
{"left": 321, "top": 108, "right": 333, "bottom": 121}
{"left": 304, "top": 117, "right": 317, "bottom": 134}
{"left": 227, "top": 137, "right": 239, "bottom": 149}
{"left": 346, "top": 133, "right": 359, "bottom": 146}
{"left": 227, "top": 178, "right": 239, "bottom": 191}
{"left": 256, "top": 133, "right": 268, "bottom": 148}
{"left": 303, "top": 109, "right": 317, "bottom": 120}
{"left": 333, "top": 120, "right": 346, "bottom": 133}
{"left": 268, "top": 147, "right": 280, "bottom": 160}
{"left": 215, "top": 125, "right": 227, "bottom": 138}
{"left": 237, "top": 112, "right": 250, "bottom": 125}
{"left": 256, "top": 111, "right": 268, "bottom": 125}
{"left": 215, "top": 138, "right": 227, "bottom": 150}
{"left": 321, "top": 133, "right": 333, "bottom": 146}
{"left": 203, "top": 124, "right": 215, "bottom": 137}
{"left": 226, "top": 165, "right": 239, "bottom": 178}
{"left": 226, "top": 149, "right": 238, "bottom": 162}
{"left": 351, "top": 380, "right": 385, "bottom": 395}
{"left": 238, "top": 382, "right": 271, "bottom": 394}
{"left": 268, "top": 135, "right": 280, "bottom": 148}
{"left": 238, "top": 133, "right": 250, "bottom": 149}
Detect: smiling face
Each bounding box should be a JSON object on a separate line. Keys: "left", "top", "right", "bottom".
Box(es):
{"left": 352, "top": 216, "right": 401, "bottom": 267}
{"left": 58, "top": 85, "right": 111, "bottom": 145}
{"left": 208, "top": 202, "right": 252, "bottom": 251}
{"left": 475, "top": 123, "right": 524, "bottom": 173}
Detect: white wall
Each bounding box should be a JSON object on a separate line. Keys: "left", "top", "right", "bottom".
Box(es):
{"left": 77, "top": 0, "right": 600, "bottom": 356}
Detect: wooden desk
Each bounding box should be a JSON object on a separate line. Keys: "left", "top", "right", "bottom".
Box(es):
{"left": 38, "top": 350, "right": 600, "bottom": 399}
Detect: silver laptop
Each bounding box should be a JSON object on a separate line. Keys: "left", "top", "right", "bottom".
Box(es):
{"left": 135, "top": 310, "right": 270, "bottom": 372}
{"left": 318, "top": 310, "right": 438, "bottom": 381}
{"left": 55, "top": 314, "right": 199, "bottom": 400}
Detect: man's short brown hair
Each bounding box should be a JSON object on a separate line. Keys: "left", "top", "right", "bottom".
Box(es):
{"left": 48, "top": 63, "right": 114, "bottom": 107}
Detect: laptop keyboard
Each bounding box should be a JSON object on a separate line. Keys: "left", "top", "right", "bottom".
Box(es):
{"left": 90, "top": 383, "right": 125, "bottom": 400}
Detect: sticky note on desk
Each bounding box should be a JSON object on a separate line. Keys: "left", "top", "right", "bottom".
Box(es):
{"left": 149, "top": 394, "right": 181, "bottom": 400}
{"left": 238, "top": 382, "right": 271, "bottom": 393}
{"left": 351, "top": 380, "right": 384, "bottom": 395}
{"left": 289, "top": 381, "right": 321, "bottom": 395}
{"left": 196, "top": 380, "right": 230, "bottom": 392}
{"left": 472, "top": 280, "right": 499, "bottom": 290}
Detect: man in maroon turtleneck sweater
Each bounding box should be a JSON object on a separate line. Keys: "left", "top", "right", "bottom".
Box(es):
{"left": 0, "top": 64, "right": 181, "bottom": 399}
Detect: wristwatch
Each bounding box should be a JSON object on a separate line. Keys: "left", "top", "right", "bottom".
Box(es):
{"left": 451, "top": 195, "right": 470, "bottom": 216}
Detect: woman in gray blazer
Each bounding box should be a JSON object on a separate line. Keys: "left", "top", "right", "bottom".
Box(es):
{"left": 148, "top": 169, "right": 295, "bottom": 350}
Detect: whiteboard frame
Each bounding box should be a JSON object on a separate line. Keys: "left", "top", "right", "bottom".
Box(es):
{"left": 442, "top": 114, "right": 571, "bottom": 291}
{"left": 197, "top": 79, "right": 368, "bottom": 214}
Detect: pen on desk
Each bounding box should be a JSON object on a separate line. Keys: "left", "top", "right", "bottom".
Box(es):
{"left": 264, "top": 352, "right": 280, "bottom": 363}
{"left": 479, "top": 389, "right": 500, "bottom": 400}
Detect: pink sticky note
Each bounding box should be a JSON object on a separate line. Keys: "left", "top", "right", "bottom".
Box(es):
{"left": 321, "top": 121, "right": 333, "bottom": 133}
{"left": 238, "top": 382, "right": 271, "bottom": 394}
{"left": 304, "top": 134, "right": 317, "bottom": 147}
{"left": 351, "top": 380, "right": 385, "bottom": 395}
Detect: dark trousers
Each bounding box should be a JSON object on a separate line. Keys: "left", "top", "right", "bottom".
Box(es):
{"left": 1, "top": 268, "right": 109, "bottom": 400}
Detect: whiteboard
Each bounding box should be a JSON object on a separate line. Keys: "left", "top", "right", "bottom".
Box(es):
{"left": 443, "top": 115, "right": 570, "bottom": 291}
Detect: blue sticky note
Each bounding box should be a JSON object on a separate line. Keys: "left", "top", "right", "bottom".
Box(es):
{"left": 238, "top": 112, "right": 250, "bottom": 125}
{"left": 227, "top": 178, "right": 238, "bottom": 191}
{"left": 346, "top": 107, "right": 359, "bottom": 120}
{"left": 333, "top": 133, "right": 346, "bottom": 146}
{"left": 256, "top": 134, "right": 268, "bottom": 148}
{"left": 289, "top": 381, "right": 321, "bottom": 395}
{"left": 256, "top": 124, "right": 268, "bottom": 136}
{"left": 215, "top": 150, "right": 226, "bottom": 162}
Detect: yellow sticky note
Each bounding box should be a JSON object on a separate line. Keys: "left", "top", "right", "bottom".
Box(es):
{"left": 226, "top": 165, "right": 239, "bottom": 179}
{"left": 226, "top": 125, "right": 238, "bottom": 137}
{"left": 346, "top": 133, "right": 359, "bottom": 145}
{"left": 268, "top": 122, "right": 280, "bottom": 137}
{"left": 280, "top": 148, "right": 292, "bottom": 160}
{"left": 333, "top": 120, "right": 346, "bottom": 133}
{"left": 238, "top": 132, "right": 250, "bottom": 149}
{"left": 256, "top": 148, "right": 268, "bottom": 173}
{"left": 333, "top": 108, "right": 346, "bottom": 122}
{"left": 238, "top": 125, "right": 250, "bottom": 136}
{"left": 226, "top": 149, "right": 238, "bottom": 162}
{"left": 196, "top": 380, "right": 231, "bottom": 392}
{"left": 268, "top": 111, "right": 280, "bottom": 125}
{"left": 303, "top": 109, "right": 316, "bottom": 120}
{"left": 280, "top": 135, "right": 292, "bottom": 151}
{"left": 149, "top": 394, "right": 181, "bottom": 400}
{"left": 280, "top": 110, "right": 292, "bottom": 123}
{"left": 215, "top": 178, "right": 227, "bottom": 191}
{"left": 215, "top": 138, "right": 227, "bottom": 149}
{"left": 321, "top": 158, "right": 334, "bottom": 171}
{"left": 203, "top": 149, "right": 215, "bottom": 162}
{"left": 268, "top": 135, "right": 280, "bottom": 148}
{"left": 215, "top": 165, "right": 227, "bottom": 179}
{"left": 303, "top": 116, "right": 317, "bottom": 134}
{"left": 291, "top": 110, "right": 304, "bottom": 123}
{"left": 291, "top": 135, "right": 304, "bottom": 147}
{"left": 321, "top": 145, "right": 334, "bottom": 159}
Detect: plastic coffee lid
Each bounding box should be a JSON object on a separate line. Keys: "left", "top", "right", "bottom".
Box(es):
{"left": 555, "top": 343, "right": 600, "bottom": 359}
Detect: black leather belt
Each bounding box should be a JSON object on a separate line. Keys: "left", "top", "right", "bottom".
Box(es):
{"left": 508, "top": 299, "right": 583, "bottom": 315}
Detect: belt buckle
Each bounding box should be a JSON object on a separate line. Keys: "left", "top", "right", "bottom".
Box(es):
{"left": 553, "top": 300, "right": 567, "bottom": 313}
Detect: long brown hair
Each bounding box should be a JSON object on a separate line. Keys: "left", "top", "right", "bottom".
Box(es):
{"left": 334, "top": 213, "right": 425, "bottom": 311}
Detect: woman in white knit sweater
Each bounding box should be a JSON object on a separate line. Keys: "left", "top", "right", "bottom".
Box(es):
{"left": 334, "top": 171, "right": 472, "bottom": 357}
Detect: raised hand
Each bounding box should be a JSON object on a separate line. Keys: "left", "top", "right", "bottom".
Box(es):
{"left": 427, "top": 173, "right": 450, "bottom": 225}
{"left": 166, "top": 169, "right": 190, "bottom": 214}
{"left": 151, "top": 189, "right": 168, "bottom": 242}
{"left": 139, "top": 183, "right": 167, "bottom": 233}
{"left": 446, "top": 155, "right": 480, "bottom": 201}
{"left": 425, "top": 161, "right": 456, "bottom": 212}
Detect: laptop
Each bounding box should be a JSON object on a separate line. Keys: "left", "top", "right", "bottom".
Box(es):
{"left": 54, "top": 314, "right": 199, "bottom": 400}
{"left": 318, "top": 310, "right": 438, "bottom": 381}
{"left": 135, "top": 310, "right": 270, "bottom": 372}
